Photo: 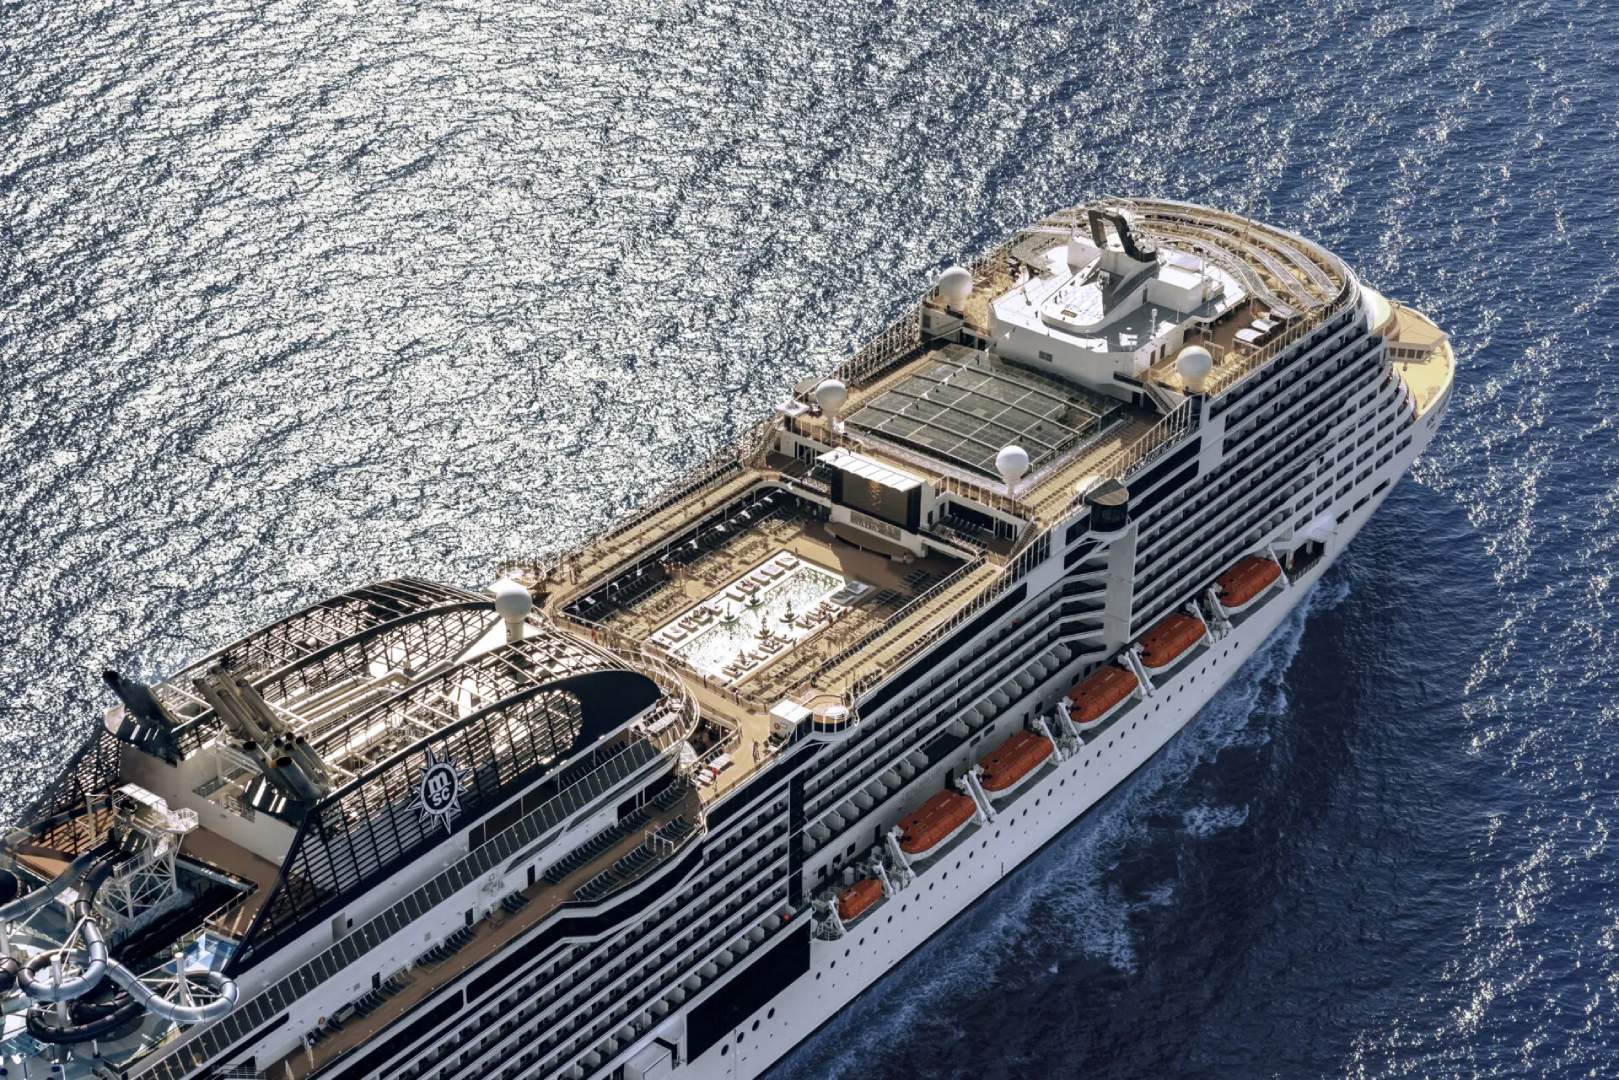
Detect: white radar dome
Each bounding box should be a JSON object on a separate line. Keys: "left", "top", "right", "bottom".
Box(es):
{"left": 995, "top": 445, "right": 1031, "bottom": 491}
{"left": 814, "top": 378, "right": 848, "bottom": 421}
{"left": 492, "top": 578, "right": 532, "bottom": 642}
{"left": 1175, "top": 345, "right": 1215, "bottom": 394}
{"left": 938, "top": 265, "right": 973, "bottom": 307}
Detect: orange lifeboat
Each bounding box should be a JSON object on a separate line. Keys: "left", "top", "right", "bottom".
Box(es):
{"left": 1215, "top": 555, "right": 1282, "bottom": 614}
{"left": 1138, "top": 612, "right": 1206, "bottom": 673}
{"left": 1066, "top": 665, "right": 1138, "bottom": 730}
{"left": 898, "top": 791, "right": 976, "bottom": 855}
{"left": 978, "top": 730, "right": 1053, "bottom": 797}
{"left": 836, "top": 878, "right": 884, "bottom": 924}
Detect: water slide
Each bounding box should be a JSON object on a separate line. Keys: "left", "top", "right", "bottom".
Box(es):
{"left": 1, "top": 841, "right": 240, "bottom": 1041}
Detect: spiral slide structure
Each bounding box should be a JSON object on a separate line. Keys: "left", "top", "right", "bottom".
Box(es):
{"left": 1, "top": 847, "right": 239, "bottom": 1043}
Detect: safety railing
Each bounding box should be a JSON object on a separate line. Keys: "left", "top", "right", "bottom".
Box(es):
{"left": 811, "top": 553, "right": 989, "bottom": 682}
{"left": 1062, "top": 397, "right": 1196, "bottom": 508}
{"left": 827, "top": 303, "right": 925, "bottom": 389}
{"left": 542, "top": 614, "right": 702, "bottom": 750}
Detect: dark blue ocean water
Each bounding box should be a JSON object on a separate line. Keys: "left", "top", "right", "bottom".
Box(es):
{"left": 3, "top": 1, "right": 1616, "bottom": 1076}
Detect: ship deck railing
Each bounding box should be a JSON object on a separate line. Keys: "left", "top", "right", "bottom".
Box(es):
{"left": 265, "top": 785, "right": 702, "bottom": 1080}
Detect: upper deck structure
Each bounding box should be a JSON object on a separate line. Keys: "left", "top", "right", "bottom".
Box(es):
{"left": 498, "top": 198, "right": 1450, "bottom": 804}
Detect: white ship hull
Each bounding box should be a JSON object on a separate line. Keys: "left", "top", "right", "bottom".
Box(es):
{"left": 682, "top": 423, "right": 1436, "bottom": 1080}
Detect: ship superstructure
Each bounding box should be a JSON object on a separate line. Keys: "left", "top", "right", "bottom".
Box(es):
{"left": 0, "top": 199, "right": 1453, "bottom": 1080}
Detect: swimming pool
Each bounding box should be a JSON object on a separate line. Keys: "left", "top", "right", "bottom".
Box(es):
{"left": 653, "top": 553, "right": 849, "bottom": 684}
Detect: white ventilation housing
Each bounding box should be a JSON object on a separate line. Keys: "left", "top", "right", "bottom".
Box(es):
{"left": 1175, "top": 345, "right": 1215, "bottom": 393}
{"left": 938, "top": 264, "right": 973, "bottom": 307}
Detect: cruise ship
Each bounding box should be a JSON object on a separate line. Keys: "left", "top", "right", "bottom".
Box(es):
{"left": 0, "top": 199, "right": 1453, "bottom": 1080}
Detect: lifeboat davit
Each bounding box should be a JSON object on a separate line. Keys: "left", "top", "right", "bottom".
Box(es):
{"left": 978, "top": 730, "right": 1054, "bottom": 798}
{"left": 1138, "top": 612, "right": 1206, "bottom": 673}
{"left": 897, "top": 791, "right": 976, "bottom": 856}
{"left": 1215, "top": 555, "right": 1282, "bottom": 614}
{"left": 1066, "top": 664, "right": 1138, "bottom": 731}
{"left": 836, "top": 878, "right": 884, "bottom": 924}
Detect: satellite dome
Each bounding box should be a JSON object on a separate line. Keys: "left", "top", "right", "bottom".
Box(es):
{"left": 995, "top": 445, "right": 1031, "bottom": 491}
{"left": 938, "top": 265, "right": 973, "bottom": 307}
{"left": 492, "top": 578, "right": 532, "bottom": 642}
{"left": 814, "top": 378, "right": 848, "bottom": 419}
{"left": 1175, "top": 345, "right": 1215, "bottom": 393}
{"left": 492, "top": 578, "right": 531, "bottom": 619}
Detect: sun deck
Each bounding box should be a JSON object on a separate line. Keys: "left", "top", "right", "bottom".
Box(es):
{"left": 504, "top": 199, "right": 1363, "bottom": 809}
{"left": 524, "top": 334, "right": 1179, "bottom": 806}
{"left": 180, "top": 827, "right": 283, "bottom": 940}
{"left": 793, "top": 354, "right": 1159, "bottom": 524}
{"left": 549, "top": 486, "right": 984, "bottom": 753}
{"left": 843, "top": 345, "right": 1122, "bottom": 480}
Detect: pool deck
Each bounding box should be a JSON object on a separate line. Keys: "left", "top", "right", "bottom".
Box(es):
{"left": 522, "top": 205, "right": 1375, "bottom": 811}
{"left": 597, "top": 510, "right": 968, "bottom": 706}
{"left": 526, "top": 333, "right": 1167, "bottom": 809}
{"left": 650, "top": 552, "right": 851, "bottom": 685}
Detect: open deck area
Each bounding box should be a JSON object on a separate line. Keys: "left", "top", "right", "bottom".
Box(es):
{"left": 1389, "top": 302, "right": 1454, "bottom": 416}
{"left": 522, "top": 323, "right": 1174, "bottom": 809}
{"left": 844, "top": 344, "right": 1122, "bottom": 480}
{"left": 561, "top": 492, "right": 975, "bottom": 710}
{"left": 180, "top": 827, "right": 282, "bottom": 940}
{"left": 503, "top": 198, "right": 1364, "bottom": 811}
{"left": 795, "top": 350, "right": 1156, "bottom": 523}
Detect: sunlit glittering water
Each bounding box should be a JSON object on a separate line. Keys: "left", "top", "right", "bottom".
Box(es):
{"left": 4, "top": 1, "right": 1618, "bottom": 1076}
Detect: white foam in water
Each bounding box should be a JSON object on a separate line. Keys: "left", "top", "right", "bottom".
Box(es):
{"left": 1181, "top": 804, "right": 1252, "bottom": 839}
{"left": 780, "top": 575, "right": 1350, "bottom": 1077}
